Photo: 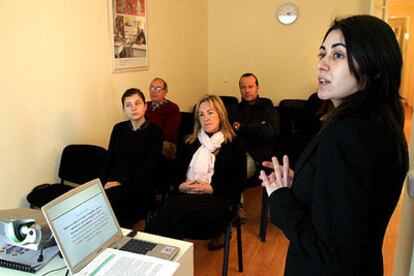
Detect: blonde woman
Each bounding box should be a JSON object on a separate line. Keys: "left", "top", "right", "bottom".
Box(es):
{"left": 146, "top": 95, "right": 246, "bottom": 247}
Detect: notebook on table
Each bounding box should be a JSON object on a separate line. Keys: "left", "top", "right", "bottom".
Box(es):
{"left": 41, "top": 178, "right": 179, "bottom": 275}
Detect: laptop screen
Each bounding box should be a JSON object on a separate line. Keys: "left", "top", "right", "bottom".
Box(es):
{"left": 42, "top": 179, "right": 121, "bottom": 272}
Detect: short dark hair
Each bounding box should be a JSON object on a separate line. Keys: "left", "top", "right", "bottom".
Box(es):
{"left": 152, "top": 77, "right": 168, "bottom": 91}
{"left": 323, "top": 15, "right": 404, "bottom": 127}
{"left": 121, "top": 88, "right": 145, "bottom": 106}
{"left": 239, "top": 73, "right": 259, "bottom": 86}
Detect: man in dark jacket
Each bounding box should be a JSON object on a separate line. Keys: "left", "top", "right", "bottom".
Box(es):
{"left": 233, "top": 73, "right": 281, "bottom": 180}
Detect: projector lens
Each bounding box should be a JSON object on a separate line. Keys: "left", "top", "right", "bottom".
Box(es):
{"left": 15, "top": 224, "right": 31, "bottom": 242}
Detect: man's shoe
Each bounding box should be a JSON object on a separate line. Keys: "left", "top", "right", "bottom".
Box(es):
{"left": 208, "top": 233, "right": 228, "bottom": 251}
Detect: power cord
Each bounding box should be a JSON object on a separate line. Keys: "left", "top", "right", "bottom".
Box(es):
{"left": 39, "top": 266, "right": 67, "bottom": 276}
{"left": 37, "top": 248, "right": 44, "bottom": 262}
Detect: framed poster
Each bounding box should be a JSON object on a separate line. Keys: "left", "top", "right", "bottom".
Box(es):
{"left": 108, "top": 0, "right": 147, "bottom": 71}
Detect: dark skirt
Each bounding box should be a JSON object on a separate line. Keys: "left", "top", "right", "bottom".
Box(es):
{"left": 145, "top": 193, "right": 235, "bottom": 240}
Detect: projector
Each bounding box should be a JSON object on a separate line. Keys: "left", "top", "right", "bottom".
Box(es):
{"left": 0, "top": 208, "right": 55, "bottom": 250}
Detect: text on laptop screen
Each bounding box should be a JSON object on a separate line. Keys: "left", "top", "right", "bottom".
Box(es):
{"left": 46, "top": 183, "right": 118, "bottom": 268}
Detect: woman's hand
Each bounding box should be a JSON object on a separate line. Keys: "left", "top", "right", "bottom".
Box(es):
{"left": 178, "top": 181, "right": 213, "bottom": 194}
{"left": 260, "top": 155, "right": 294, "bottom": 196}
{"left": 104, "top": 181, "right": 121, "bottom": 190}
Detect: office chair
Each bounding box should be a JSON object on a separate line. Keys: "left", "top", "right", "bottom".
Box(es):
{"left": 27, "top": 144, "right": 107, "bottom": 209}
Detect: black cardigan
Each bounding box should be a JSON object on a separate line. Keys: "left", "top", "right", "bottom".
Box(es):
{"left": 269, "top": 110, "right": 408, "bottom": 275}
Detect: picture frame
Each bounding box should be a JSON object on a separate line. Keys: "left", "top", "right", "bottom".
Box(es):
{"left": 108, "top": 0, "right": 147, "bottom": 72}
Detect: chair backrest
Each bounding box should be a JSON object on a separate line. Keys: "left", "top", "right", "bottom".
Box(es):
{"left": 177, "top": 112, "right": 194, "bottom": 145}
{"left": 260, "top": 97, "right": 274, "bottom": 107}
{"left": 276, "top": 97, "right": 323, "bottom": 167}
{"left": 58, "top": 144, "right": 107, "bottom": 184}
{"left": 278, "top": 99, "right": 307, "bottom": 135}
{"left": 219, "top": 95, "right": 238, "bottom": 107}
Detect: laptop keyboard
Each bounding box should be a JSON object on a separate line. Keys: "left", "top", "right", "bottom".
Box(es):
{"left": 120, "top": 239, "right": 157, "bottom": 254}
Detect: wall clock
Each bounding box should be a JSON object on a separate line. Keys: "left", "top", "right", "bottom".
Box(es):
{"left": 276, "top": 3, "right": 299, "bottom": 25}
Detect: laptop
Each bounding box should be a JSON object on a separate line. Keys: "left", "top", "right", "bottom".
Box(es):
{"left": 41, "top": 178, "right": 179, "bottom": 274}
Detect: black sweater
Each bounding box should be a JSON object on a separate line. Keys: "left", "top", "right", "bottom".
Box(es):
{"left": 234, "top": 97, "right": 281, "bottom": 163}
{"left": 100, "top": 120, "right": 163, "bottom": 193}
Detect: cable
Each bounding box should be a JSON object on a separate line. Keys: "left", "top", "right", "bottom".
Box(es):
{"left": 37, "top": 248, "right": 44, "bottom": 262}
{"left": 39, "top": 266, "right": 67, "bottom": 276}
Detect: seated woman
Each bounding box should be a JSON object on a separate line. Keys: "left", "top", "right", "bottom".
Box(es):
{"left": 146, "top": 95, "right": 246, "bottom": 244}
{"left": 100, "top": 88, "right": 163, "bottom": 227}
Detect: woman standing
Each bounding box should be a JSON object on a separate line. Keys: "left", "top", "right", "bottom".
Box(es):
{"left": 261, "top": 15, "right": 409, "bottom": 275}
{"left": 146, "top": 95, "right": 246, "bottom": 244}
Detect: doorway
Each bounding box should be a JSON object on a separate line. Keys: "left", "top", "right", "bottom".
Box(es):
{"left": 371, "top": 1, "right": 414, "bottom": 275}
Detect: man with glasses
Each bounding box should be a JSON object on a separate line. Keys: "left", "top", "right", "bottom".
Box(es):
{"left": 145, "top": 77, "right": 181, "bottom": 159}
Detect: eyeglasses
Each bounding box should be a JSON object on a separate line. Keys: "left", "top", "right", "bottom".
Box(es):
{"left": 149, "top": 85, "right": 164, "bottom": 92}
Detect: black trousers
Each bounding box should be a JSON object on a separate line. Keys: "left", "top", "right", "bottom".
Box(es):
{"left": 105, "top": 185, "right": 155, "bottom": 227}
{"left": 146, "top": 193, "right": 234, "bottom": 240}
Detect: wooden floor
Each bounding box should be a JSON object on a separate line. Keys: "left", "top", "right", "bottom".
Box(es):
{"left": 190, "top": 186, "right": 288, "bottom": 276}
{"left": 190, "top": 185, "right": 398, "bottom": 276}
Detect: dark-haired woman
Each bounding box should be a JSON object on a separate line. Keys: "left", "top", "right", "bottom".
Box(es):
{"left": 261, "top": 15, "right": 409, "bottom": 275}
{"left": 101, "top": 88, "right": 163, "bottom": 227}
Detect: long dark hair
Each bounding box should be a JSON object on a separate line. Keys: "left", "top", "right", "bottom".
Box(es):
{"left": 323, "top": 15, "right": 404, "bottom": 127}
{"left": 322, "top": 15, "right": 408, "bottom": 172}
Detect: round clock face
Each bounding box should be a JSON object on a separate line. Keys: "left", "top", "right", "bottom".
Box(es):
{"left": 276, "top": 3, "right": 299, "bottom": 25}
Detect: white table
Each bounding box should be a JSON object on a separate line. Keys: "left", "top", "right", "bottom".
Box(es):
{"left": 0, "top": 230, "right": 194, "bottom": 276}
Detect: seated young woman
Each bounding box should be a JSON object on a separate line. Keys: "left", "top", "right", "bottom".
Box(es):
{"left": 145, "top": 94, "right": 246, "bottom": 242}
{"left": 100, "top": 88, "right": 163, "bottom": 227}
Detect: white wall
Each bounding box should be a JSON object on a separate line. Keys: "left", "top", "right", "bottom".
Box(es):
{"left": 4, "top": 1, "right": 413, "bottom": 275}
{"left": 0, "top": 0, "right": 207, "bottom": 209}
{"left": 207, "top": 0, "right": 369, "bottom": 105}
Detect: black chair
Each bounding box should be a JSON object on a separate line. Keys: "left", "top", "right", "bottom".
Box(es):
{"left": 58, "top": 144, "right": 107, "bottom": 185}
{"left": 259, "top": 96, "right": 324, "bottom": 242}
{"left": 185, "top": 207, "right": 243, "bottom": 276}
{"left": 143, "top": 205, "right": 243, "bottom": 275}
{"left": 222, "top": 214, "right": 243, "bottom": 276}
{"left": 219, "top": 95, "right": 238, "bottom": 107}
{"left": 260, "top": 100, "right": 310, "bottom": 242}
{"left": 179, "top": 111, "right": 194, "bottom": 133}
{"left": 27, "top": 144, "right": 107, "bottom": 208}
{"left": 176, "top": 111, "right": 194, "bottom": 149}
{"left": 277, "top": 99, "right": 313, "bottom": 167}
{"left": 260, "top": 186, "right": 273, "bottom": 242}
